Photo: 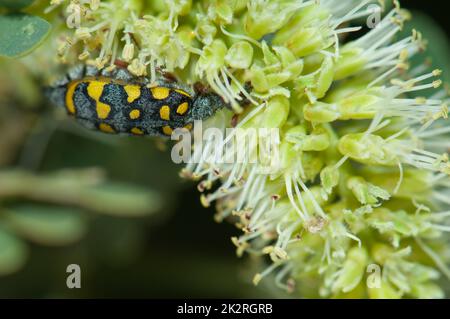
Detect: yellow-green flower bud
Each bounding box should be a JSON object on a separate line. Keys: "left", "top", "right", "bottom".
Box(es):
{"left": 286, "top": 126, "right": 330, "bottom": 151}
{"left": 209, "top": 2, "right": 233, "bottom": 25}
{"left": 245, "top": 0, "right": 307, "bottom": 40}
{"left": 275, "top": 27, "right": 330, "bottom": 58}
{"left": 368, "top": 281, "right": 402, "bottom": 299}
{"left": 338, "top": 133, "right": 397, "bottom": 166}
{"left": 314, "top": 56, "right": 334, "bottom": 99}
{"left": 196, "top": 39, "right": 227, "bottom": 74}
{"left": 332, "top": 247, "right": 368, "bottom": 293}
{"left": 334, "top": 47, "right": 366, "bottom": 80}
{"left": 171, "top": 0, "right": 192, "bottom": 16}
{"left": 260, "top": 95, "right": 290, "bottom": 128}
{"left": 410, "top": 283, "right": 444, "bottom": 299}
{"left": 197, "top": 23, "right": 217, "bottom": 45}
{"left": 225, "top": 41, "right": 253, "bottom": 69}
{"left": 301, "top": 154, "right": 324, "bottom": 182}
{"left": 320, "top": 165, "right": 340, "bottom": 197}
{"left": 347, "top": 177, "right": 391, "bottom": 205}
{"left": 303, "top": 102, "right": 340, "bottom": 123}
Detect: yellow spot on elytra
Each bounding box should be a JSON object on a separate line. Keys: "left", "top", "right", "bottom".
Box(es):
{"left": 87, "top": 81, "right": 111, "bottom": 119}
{"left": 131, "top": 127, "right": 144, "bottom": 135}
{"left": 129, "top": 109, "right": 141, "bottom": 120}
{"left": 97, "top": 103, "right": 111, "bottom": 119}
{"left": 65, "top": 80, "right": 81, "bottom": 114}
{"left": 151, "top": 87, "right": 170, "bottom": 99}
{"left": 162, "top": 125, "right": 173, "bottom": 136}
{"left": 160, "top": 105, "right": 170, "bottom": 120}
{"left": 99, "top": 123, "right": 115, "bottom": 133}
{"left": 176, "top": 102, "right": 189, "bottom": 115}
{"left": 175, "top": 89, "right": 191, "bottom": 98}
{"left": 124, "top": 85, "right": 141, "bottom": 103}
{"left": 184, "top": 123, "right": 193, "bottom": 130}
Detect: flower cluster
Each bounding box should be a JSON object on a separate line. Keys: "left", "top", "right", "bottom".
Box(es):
{"left": 43, "top": 0, "right": 450, "bottom": 298}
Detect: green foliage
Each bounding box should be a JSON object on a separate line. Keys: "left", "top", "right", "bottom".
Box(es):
{"left": 0, "top": 0, "right": 50, "bottom": 58}
{"left": 0, "top": 14, "right": 50, "bottom": 58}
{"left": 401, "top": 11, "right": 450, "bottom": 84}
{"left": 0, "top": 228, "right": 28, "bottom": 276}
{"left": 86, "top": 185, "right": 163, "bottom": 217}
{"left": 0, "top": 170, "right": 162, "bottom": 217}
{"left": 5, "top": 205, "right": 86, "bottom": 246}
{"left": 0, "top": 168, "right": 164, "bottom": 276}
{"left": 0, "top": 0, "right": 34, "bottom": 10}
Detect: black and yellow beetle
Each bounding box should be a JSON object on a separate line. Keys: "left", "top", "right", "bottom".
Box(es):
{"left": 45, "top": 64, "right": 227, "bottom": 137}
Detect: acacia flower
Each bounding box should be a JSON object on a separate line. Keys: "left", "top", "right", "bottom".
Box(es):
{"left": 41, "top": 0, "right": 450, "bottom": 298}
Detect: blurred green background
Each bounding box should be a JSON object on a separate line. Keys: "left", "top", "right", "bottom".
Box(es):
{"left": 0, "top": 0, "right": 448, "bottom": 298}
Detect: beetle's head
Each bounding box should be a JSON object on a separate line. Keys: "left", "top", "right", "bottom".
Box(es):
{"left": 190, "top": 93, "right": 228, "bottom": 121}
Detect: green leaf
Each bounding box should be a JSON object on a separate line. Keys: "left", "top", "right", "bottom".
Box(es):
{"left": 0, "top": 170, "right": 163, "bottom": 217}
{"left": 85, "top": 184, "right": 163, "bottom": 217}
{"left": 0, "top": 227, "right": 28, "bottom": 276}
{"left": 0, "top": 0, "right": 34, "bottom": 10}
{"left": 6, "top": 205, "right": 87, "bottom": 246}
{"left": 0, "top": 14, "right": 51, "bottom": 58}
